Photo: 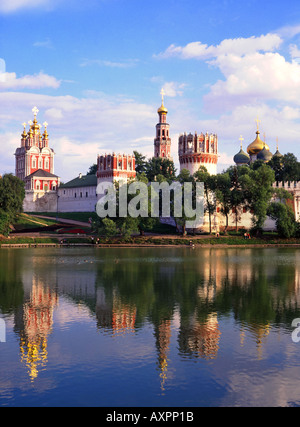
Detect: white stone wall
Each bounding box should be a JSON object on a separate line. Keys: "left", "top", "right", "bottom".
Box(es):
{"left": 58, "top": 185, "right": 97, "bottom": 212}
{"left": 23, "top": 190, "right": 58, "bottom": 213}
{"left": 181, "top": 161, "right": 217, "bottom": 176}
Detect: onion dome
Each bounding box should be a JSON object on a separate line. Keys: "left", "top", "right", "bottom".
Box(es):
{"left": 273, "top": 140, "right": 283, "bottom": 158}
{"left": 43, "top": 122, "right": 49, "bottom": 139}
{"left": 247, "top": 130, "right": 269, "bottom": 155}
{"left": 234, "top": 147, "right": 250, "bottom": 165}
{"left": 21, "top": 122, "right": 27, "bottom": 138}
{"left": 257, "top": 145, "right": 273, "bottom": 162}
{"left": 157, "top": 102, "right": 168, "bottom": 114}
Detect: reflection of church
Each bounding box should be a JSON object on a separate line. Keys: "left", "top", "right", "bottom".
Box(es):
{"left": 7, "top": 246, "right": 300, "bottom": 386}
{"left": 17, "top": 278, "right": 58, "bottom": 381}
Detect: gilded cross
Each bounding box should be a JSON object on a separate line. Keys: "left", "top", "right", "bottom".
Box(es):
{"left": 32, "top": 106, "right": 39, "bottom": 117}
{"left": 160, "top": 88, "right": 165, "bottom": 103}
{"left": 255, "top": 117, "right": 261, "bottom": 131}
{"left": 239, "top": 135, "right": 244, "bottom": 148}
{"left": 43, "top": 121, "right": 48, "bottom": 128}
{"left": 22, "top": 122, "right": 27, "bottom": 129}
{"left": 28, "top": 120, "right": 33, "bottom": 126}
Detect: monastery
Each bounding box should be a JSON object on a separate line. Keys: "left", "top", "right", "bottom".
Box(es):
{"left": 14, "top": 93, "right": 300, "bottom": 231}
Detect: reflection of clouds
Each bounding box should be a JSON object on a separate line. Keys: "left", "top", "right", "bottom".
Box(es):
{"left": 219, "top": 354, "right": 300, "bottom": 407}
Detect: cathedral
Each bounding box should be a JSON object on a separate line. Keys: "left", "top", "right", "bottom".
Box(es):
{"left": 233, "top": 119, "right": 283, "bottom": 166}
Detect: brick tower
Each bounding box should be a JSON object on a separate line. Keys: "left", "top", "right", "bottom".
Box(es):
{"left": 154, "top": 89, "right": 172, "bottom": 160}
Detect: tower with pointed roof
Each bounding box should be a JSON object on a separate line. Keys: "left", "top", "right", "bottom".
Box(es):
{"left": 154, "top": 89, "right": 172, "bottom": 159}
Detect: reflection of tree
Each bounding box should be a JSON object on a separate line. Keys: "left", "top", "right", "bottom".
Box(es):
{"left": 0, "top": 250, "right": 24, "bottom": 314}
{"left": 94, "top": 247, "right": 300, "bottom": 361}
{"left": 4, "top": 246, "right": 300, "bottom": 385}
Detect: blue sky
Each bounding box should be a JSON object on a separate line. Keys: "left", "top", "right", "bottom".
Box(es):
{"left": 1, "top": 0, "right": 300, "bottom": 180}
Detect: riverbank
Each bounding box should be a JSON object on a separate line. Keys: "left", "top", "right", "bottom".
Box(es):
{"left": 1, "top": 234, "right": 300, "bottom": 248}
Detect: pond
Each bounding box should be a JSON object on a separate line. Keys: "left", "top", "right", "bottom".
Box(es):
{"left": 0, "top": 246, "right": 300, "bottom": 407}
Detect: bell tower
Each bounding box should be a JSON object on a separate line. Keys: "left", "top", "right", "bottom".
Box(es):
{"left": 154, "top": 89, "right": 172, "bottom": 159}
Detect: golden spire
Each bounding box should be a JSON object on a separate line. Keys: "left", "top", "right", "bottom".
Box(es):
{"left": 157, "top": 88, "right": 168, "bottom": 114}
{"left": 247, "top": 119, "right": 269, "bottom": 155}
{"left": 22, "top": 122, "right": 27, "bottom": 138}
{"left": 43, "top": 122, "right": 49, "bottom": 139}
{"left": 28, "top": 120, "right": 33, "bottom": 137}
{"left": 239, "top": 135, "right": 244, "bottom": 149}
{"left": 255, "top": 116, "right": 261, "bottom": 132}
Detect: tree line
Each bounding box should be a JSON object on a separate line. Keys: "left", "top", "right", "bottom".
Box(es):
{"left": 93, "top": 151, "right": 300, "bottom": 239}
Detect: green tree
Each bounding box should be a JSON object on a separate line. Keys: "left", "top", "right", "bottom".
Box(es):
{"left": 145, "top": 157, "right": 176, "bottom": 182}
{"left": 0, "top": 174, "right": 25, "bottom": 217}
{"left": 268, "top": 153, "right": 300, "bottom": 182}
{"left": 133, "top": 151, "right": 148, "bottom": 175}
{"left": 281, "top": 153, "right": 300, "bottom": 181}
{"left": 227, "top": 166, "right": 248, "bottom": 232}
{"left": 93, "top": 175, "right": 158, "bottom": 238}
{"left": 240, "top": 164, "right": 275, "bottom": 233}
{"left": 86, "top": 164, "right": 97, "bottom": 175}
{"left": 267, "top": 202, "right": 296, "bottom": 238}
{"left": 194, "top": 166, "right": 216, "bottom": 234}
{"left": 214, "top": 172, "right": 232, "bottom": 233}
{"left": 0, "top": 174, "right": 25, "bottom": 235}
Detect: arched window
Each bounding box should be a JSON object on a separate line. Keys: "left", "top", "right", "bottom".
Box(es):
{"left": 32, "top": 157, "right": 37, "bottom": 169}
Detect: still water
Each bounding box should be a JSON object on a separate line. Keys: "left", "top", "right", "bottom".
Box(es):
{"left": 0, "top": 246, "right": 300, "bottom": 407}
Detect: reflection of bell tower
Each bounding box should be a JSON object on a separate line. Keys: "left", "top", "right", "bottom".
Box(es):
{"left": 19, "top": 279, "right": 58, "bottom": 381}
{"left": 154, "top": 319, "right": 172, "bottom": 392}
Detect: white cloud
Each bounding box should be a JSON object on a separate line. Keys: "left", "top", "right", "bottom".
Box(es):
{"left": 0, "top": 90, "right": 155, "bottom": 180}
{"left": 163, "top": 81, "right": 186, "bottom": 97}
{"left": 0, "top": 72, "right": 61, "bottom": 90}
{"left": 156, "top": 33, "right": 282, "bottom": 60}
{"left": 157, "top": 32, "right": 300, "bottom": 113}
{"left": 33, "top": 38, "right": 54, "bottom": 49}
{"left": 204, "top": 51, "right": 300, "bottom": 112}
{"left": 0, "top": 0, "right": 49, "bottom": 13}
{"left": 80, "top": 58, "right": 139, "bottom": 69}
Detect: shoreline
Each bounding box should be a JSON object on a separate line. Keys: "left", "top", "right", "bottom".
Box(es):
{"left": 1, "top": 242, "right": 300, "bottom": 249}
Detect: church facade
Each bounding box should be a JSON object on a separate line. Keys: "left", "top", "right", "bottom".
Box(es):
{"left": 15, "top": 107, "right": 60, "bottom": 212}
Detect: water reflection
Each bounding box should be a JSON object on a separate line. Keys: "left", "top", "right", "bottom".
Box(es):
{"left": 0, "top": 247, "right": 300, "bottom": 405}
{"left": 19, "top": 279, "right": 58, "bottom": 381}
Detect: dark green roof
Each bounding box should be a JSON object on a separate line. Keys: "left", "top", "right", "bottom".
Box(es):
{"left": 233, "top": 148, "right": 250, "bottom": 164}
{"left": 60, "top": 174, "right": 97, "bottom": 188}
{"left": 27, "top": 169, "right": 58, "bottom": 179}
{"left": 257, "top": 147, "right": 273, "bottom": 162}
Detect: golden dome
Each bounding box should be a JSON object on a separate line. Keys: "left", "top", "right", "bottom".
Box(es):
{"left": 247, "top": 131, "right": 269, "bottom": 155}
{"left": 157, "top": 102, "right": 168, "bottom": 114}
